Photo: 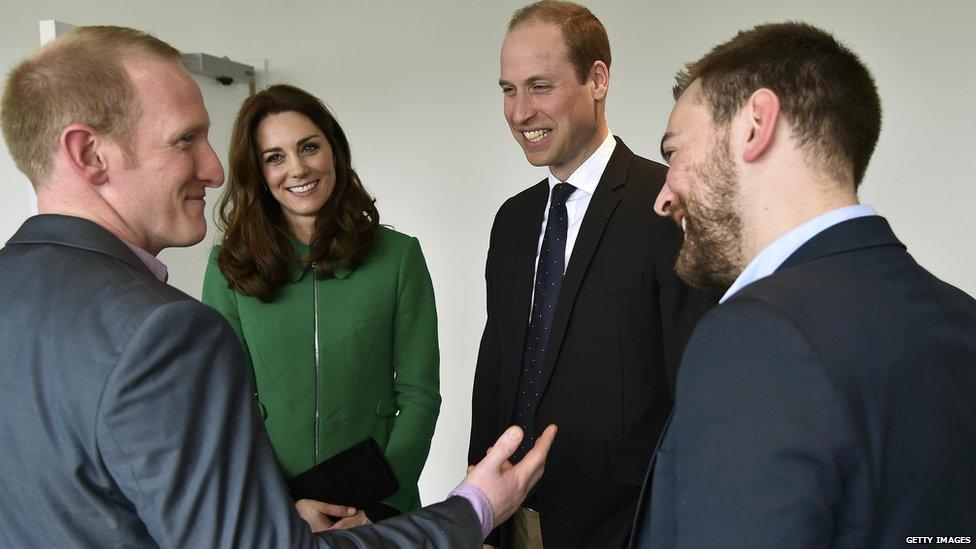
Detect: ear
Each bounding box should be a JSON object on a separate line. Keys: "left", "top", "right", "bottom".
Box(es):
{"left": 742, "top": 88, "right": 780, "bottom": 163}
{"left": 60, "top": 124, "right": 110, "bottom": 185}
{"left": 590, "top": 60, "right": 609, "bottom": 101}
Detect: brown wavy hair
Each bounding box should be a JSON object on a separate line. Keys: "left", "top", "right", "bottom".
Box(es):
{"left": 216, "top": 84, "right": 379, "bottom": 302}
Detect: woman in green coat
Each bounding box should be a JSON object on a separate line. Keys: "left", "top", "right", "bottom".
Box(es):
{"left": 201, "top": 84, "right": 439, "bottom": 531}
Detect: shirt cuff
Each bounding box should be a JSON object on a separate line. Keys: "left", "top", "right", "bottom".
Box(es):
{"left": 449, "top": 483, "right": 493, "bottom": 540}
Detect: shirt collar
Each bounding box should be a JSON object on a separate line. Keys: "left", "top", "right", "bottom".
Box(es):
{"left": 547, "top": 132, "right": 616, "bottom": 195}
{"left": 721, "top": 204, "right": 877, "bottom": 303}
{"left": 120, "top": 239, "right": 168, "bottom": 283}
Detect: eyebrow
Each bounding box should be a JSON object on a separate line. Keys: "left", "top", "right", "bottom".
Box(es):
{"left": 260, "top": 134, "right": 319, "bottom": 155}
{"left": 498, "top": 75, "right": 552, "bottom": 87}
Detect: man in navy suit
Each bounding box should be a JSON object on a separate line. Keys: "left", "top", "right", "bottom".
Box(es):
{"left": 470, "top": 2, "right": 717, "bottom": 547}
{"left": 629, "top": 22, "right": 976, "bottom": 547}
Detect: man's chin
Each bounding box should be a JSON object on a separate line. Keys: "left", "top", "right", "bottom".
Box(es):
{"left": 675, "top": 247, "right": 736, "bottom": 291}
{"left": 518, "top": 146, "right": 551, "bottom": 168}
{"left": 522, "top": 154, "right": 551, "bottom": 168}
{"left": 166, "top": 226, "right": 208, "bottom": 250}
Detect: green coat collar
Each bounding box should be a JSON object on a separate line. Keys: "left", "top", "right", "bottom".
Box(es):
{"left": 289, "top": 237, "right": 352, "bottom": 282}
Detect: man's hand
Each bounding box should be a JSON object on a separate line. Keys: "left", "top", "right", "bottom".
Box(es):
{"left": 331, "top": 510, "right": 371, "bottom": 530}
{"left": 462, "top": 424, "right": 557, "bottom": 528}
{"left": 294, "top": 499, "right": 357, "bottom": 533}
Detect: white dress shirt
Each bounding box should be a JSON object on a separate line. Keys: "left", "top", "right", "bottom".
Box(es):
{"left": 535, "top": 132, "right": 617, "bottom": 272}
{"left": 527, "top": 132, "right": 616, "bottom": 316}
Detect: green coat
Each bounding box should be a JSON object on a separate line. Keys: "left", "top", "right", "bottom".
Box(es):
{"left": 201, "top": 227, "right": 440, "bottom": 513}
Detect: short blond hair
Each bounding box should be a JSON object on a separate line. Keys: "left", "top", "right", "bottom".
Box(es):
{"left": 1, "top": 26, "right": 181, "bottom": 183}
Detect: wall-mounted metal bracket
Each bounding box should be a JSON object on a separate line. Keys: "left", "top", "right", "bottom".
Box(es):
{"left": 182, "top": 53, "right": 257, "bottom": 94}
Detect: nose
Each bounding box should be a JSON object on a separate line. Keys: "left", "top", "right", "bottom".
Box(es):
{"left": 654, "top": 181, "right": 676, "bottom": 217}
{"left": 508, "top": 92, "right": 535, "bottom": 126}
{"left": 200, "top": 141, "right": 224, "bottom": 188}
{"left": 288, "top": 154, "right": 309, "bottom": 179}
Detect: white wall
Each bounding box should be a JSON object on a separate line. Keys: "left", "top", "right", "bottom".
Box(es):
{"left": 2, "top": 0, "right": 974, "bottom": 505}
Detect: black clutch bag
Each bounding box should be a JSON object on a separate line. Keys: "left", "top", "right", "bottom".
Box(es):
{"left": 286, "top": 438, "right": 399, "bottom": 508}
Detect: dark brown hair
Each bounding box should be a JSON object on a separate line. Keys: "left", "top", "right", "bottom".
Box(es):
{"left": 1, "top": 26, "right": 180, "bottom": 183}
{"left": 675, "top": 21, "right": 882, "bottom": 187}
{"left": 216, "top": 84, "right": 379, "bottom": 302}
{"left": 509, "top": 0, "right": 611, "bottom": 83}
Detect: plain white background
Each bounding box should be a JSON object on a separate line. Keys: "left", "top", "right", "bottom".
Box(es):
{"left": 2, "top": 0, "right": 974, "bottom": 505}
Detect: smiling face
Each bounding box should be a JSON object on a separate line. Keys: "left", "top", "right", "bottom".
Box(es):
{"left": 656, "top": 81, "right": 745, "bottom": 290}
{"left": 500, "top": 20, "right": 606, "bottom": 181}
{"left": 107, "top": 57, "right": 224, "bottom": 255}
{"left": 255, "top": 111, "right": 336, "bottom": 239}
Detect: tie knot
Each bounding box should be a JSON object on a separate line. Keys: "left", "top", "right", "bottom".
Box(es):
{"left": 551, "top": 183, "right": 575, "bottom": 206}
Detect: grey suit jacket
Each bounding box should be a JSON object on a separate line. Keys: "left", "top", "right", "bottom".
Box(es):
{"left": 0, "top": 214, "right": 480, "bottom": 548}
{"left": 630, "top": 217, "right": 976, "bottom": 547}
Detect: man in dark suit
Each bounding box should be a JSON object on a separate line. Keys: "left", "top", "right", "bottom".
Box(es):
{"left": 469, "top": 2, "right": 717, "bottom": 547}
{"left": 0, "top": 25, "right": 556, "bottom": 547}
{"left": 630, "top": 22, "right": 976, "bottom": 547}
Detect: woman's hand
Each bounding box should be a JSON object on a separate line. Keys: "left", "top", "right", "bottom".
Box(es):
{"left": 294, "top": 499, "right": 357, "bottom": 533}
{"left": 331, "top": 510, "right": 371, "bottom": 530}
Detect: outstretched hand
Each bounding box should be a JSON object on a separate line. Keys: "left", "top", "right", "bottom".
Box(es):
{"left": 462, "top": 424, "right": 557, "bottom": 528}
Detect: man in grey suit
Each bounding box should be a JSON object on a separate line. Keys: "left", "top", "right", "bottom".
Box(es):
{"left": 629, "top": 22, "right": 976, "bottom": 547}
{"left": 0, "top": 25, "right": 555, "bottom": 547}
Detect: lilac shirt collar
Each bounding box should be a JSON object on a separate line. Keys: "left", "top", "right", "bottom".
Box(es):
{"left": 121, "top": 240, "right": 168, "bottom": 283}
{"left": 721, "top": 204, "right": 876, "bottom": 303}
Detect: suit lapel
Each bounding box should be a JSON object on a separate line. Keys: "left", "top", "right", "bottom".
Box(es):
{"left": 537, "top": 138, "right": 633, "bottom": 398}
{"left": 500, "top": 181, "right": 550, "bottom": 422}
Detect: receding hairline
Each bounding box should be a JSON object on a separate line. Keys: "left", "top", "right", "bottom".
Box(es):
{"left": 118, "top": 52, "right": 193, "bottom": 89}
{"left": 503, "top": 14, "right": 562, "bottom": 49}
{"left": 34, "top": 25, "right": 181, "bottom": 65}
{"left": 508, "top": 13, "right": 552, "bottom": 31}
{"left": 507, "top": 0, "right": 597, "bottom": 29}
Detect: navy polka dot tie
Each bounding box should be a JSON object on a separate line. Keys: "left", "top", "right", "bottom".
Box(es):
{"left": 513, "top": 182, "right": 575, "bottom": 462}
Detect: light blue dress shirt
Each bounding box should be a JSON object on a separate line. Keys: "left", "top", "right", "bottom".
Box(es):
{"left": 721, "top": 204, "right": 877, "bottom": 303}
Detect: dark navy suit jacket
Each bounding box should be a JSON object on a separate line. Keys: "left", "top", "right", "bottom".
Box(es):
{"left": 630, "top": 216, "right": 976, "bottom": 547}
{"left": 470, "top": 138, "right": 717, "bottom": 548}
